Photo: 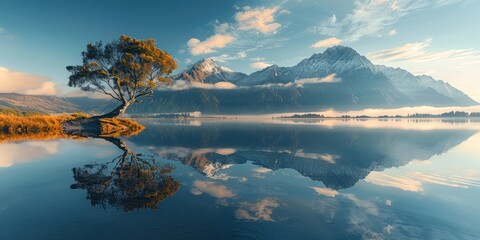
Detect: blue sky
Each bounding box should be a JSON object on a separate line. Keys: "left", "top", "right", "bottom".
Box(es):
{"left": 1, "top": 0, "right": 480, "bottom": 100}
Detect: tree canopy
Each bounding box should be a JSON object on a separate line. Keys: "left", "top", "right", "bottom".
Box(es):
{"left": 66, "top": 35, "right": 177, "bottom": 117}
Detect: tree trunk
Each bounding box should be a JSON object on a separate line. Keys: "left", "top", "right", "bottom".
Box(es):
{"left": 96, "top": 101, "right": 131, "bottom": 118}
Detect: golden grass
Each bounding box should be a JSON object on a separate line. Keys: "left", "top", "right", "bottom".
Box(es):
{"left": 0, "top": 114, "right": 74, "bottom": 142}
{"left": 99, "top": 118, "right": 145, "bottom": 137}
{"left": 70, "top": 112, "right": 92, "bottom": 119}
{"left": 0, "top": 112, "right": 144, "bottom": 143}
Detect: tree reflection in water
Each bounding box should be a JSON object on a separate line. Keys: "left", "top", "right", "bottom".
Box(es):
{"left": 70, "top": 137, "right": 180, "bottom": 212}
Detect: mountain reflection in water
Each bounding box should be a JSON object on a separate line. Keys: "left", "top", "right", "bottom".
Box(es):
{"left": 129, "top": 120, "right": 477, "bottom": 190}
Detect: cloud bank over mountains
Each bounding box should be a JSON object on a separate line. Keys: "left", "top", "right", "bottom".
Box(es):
{"left": 0, "top": 67, "right": 58, "bottom": 95}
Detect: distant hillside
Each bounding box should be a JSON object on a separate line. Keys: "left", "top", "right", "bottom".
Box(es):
{"left": 0, "top": 93, "right": 80, "bottom": 113}
{"left": 0, "top": 93, "right": 115, "bottom": 115}
{"left": 0, "top": 106, "right": 40, "bottom": 116}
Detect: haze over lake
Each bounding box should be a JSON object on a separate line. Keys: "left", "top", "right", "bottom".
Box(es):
{"left": 1, "top": 119, "right": 480, "bottom": 240}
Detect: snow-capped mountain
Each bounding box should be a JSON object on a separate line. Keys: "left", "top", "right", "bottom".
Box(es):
{"left": 166, "top": 45, "right": 476, "bottom": 111}
{"left": 232, "top": 46, "right": 379, "bottom": 86}
{"left": 173, "top": 57, "right": 246, "bottom": 84}
{"left": 291, "top": 45, "right": 376, "bottom": 78}
{"left": 375, "top": 65, "right": 478, "bottom": 106}
{"left": 235, "top": 65, "right": 295, "bottom": 86}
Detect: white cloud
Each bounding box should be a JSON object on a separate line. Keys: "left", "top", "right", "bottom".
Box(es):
{"left": 235, "top": 6, "right": 282, "bottom": 34}
{"left": 250, "top": 57, "right": 265, "bottom": 61}
{"left": 366, "top": 169, "right": 480, "bottom": 192}
{"left": 250, "top": 61, "right": 273, "bottom": 69}
{"left": 435, "top": 0, "right": 471, "bottom": 6}
{"left": 367, "top": 39, "right": 480, "bottom": 63}
{"left": 311, "top": 37, "right": 342, "bottom": 48}
{"left": 235, "top": 198, "right": 280, "bottom": 221}
{"left": 293, "top": 150, "right": 339, "bottom": 164}
{"left": 162, "top": 79, "right": 190, "bottom": 91}
{"left": 408, "top": 172, "right": 474, "bottom": 188}
{"left": 384, "top": 224, "right": 395, "bottom": 234}
{"left": 191, "top": 188, "right": 203, "bottom": 195}
{"left": 0, "top": 67, "right": 58, "bottom": 95}
{"left": 295, "top": 74, "right": 342, "bottom": 86}
{"left": 0, "top": 141, "right": 59, "bottom": 168}
{"left": 192, "top": 81, "right": 237, "bottom": 90}
{"left": 344, "top": 194, "right": 379, "bottom": 216}
{"left": 253, "top": 167, "right": 272, "bottom": 173}
{"left": 214, "top": 22, "right": 230, "bottom": 34}
{"left": 366, "top": 39, "right": 480, "bottom": 101}
{"left": 365, "top": 171, "right": 423, "bottom": 192}
{"left": 311, "top": 187, "right": 340, "bottom": 197}
{"left": 315, "top": 0, "right": 468, "bottom": 42}
{"left": 391, "top": 0, "right": 399, "bottom": 10}
{"left": 187, "top": 34, "right": 236, "bottom": 55}
{"left": 27, "top": 141, "right": 59, "bottom": 154}
{"left": 185, "top": 5, "right": 287, "bottom": 59}
{"left": 343, "top": 0, "right": 424, "bottom": 41}
{"left": 388, "top": 29, "right": 398, "bottom": 36}
{"left": 162, "top": 80, "right": 238, "bottom": 91}
{"left": 192, "top": 180, "right": 236, "bottom": 198}
{"left": 215, "top": 148, "right": 237, "bottom": 155}
{"left": 250, "top": 74, "right": 342, "bottom": 88}
{"left": 211, "top": 51, "right": 247, "bottom": 63}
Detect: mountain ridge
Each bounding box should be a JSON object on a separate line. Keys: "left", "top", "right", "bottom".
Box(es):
{"left": 170, "top": 45, "right": 477, "bottom": 108}
{"left": 1, "top": 46, "right": 477, "bottom": 114}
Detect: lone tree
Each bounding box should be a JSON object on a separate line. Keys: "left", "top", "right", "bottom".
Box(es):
{"left": 67, "top": 35, "right": 177, "bottom": 118}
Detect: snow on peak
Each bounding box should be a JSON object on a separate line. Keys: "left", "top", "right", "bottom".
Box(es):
{"left": 220, "top": 66, "right": 233, "bottom": 72}
{"left": 194, "top": 57, "right": 219, "bottom": 73}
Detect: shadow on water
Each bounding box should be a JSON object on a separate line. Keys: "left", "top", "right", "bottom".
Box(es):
{"left": 70, "top": 137, "right": 180, "bottom": 212}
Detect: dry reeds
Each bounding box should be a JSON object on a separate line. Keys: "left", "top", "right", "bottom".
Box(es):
{"left": 0, "top": 114, "right": 74, "bottom": 142}
{"left": 0, "top": 112, "right": 145, "bottom": 143}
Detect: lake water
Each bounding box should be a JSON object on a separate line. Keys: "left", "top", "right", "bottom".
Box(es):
{"left": 1, "top": 119, "right": 480, "bottom": 240}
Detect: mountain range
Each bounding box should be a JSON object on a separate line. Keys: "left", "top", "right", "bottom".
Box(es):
{"left": 134, "top": 46, "right": 477, "bottom": 113}
{"left": 0, "top": 46, "right": 477, "bottom": 114}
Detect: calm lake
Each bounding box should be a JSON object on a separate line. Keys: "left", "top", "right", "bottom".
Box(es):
{"left": 1, "top": 119, "right": 480, "bottom": 240}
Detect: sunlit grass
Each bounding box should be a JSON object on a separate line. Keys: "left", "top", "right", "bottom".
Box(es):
{"left": 0, "top": 112, "right": 144, "bottom": 142}
{"left": 0, "top": 114, "right": 73, "bottom": 142}
{"left": 99, "top": 118, "right": 145, "bottom": 137}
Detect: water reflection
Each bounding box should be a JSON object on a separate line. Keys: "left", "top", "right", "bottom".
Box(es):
{"left": 130, "top": 120, "right": 477, "bottom": 190}
{"left": 70, "top": 137, "right": 180, "bottom": 212}
{"left": 1, "top": 119, "right": 480, "bottom": 239}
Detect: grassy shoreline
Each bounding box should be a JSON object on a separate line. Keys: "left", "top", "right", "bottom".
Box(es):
{"left": 0, "top": 113, "right": 144, "bottom": 142}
